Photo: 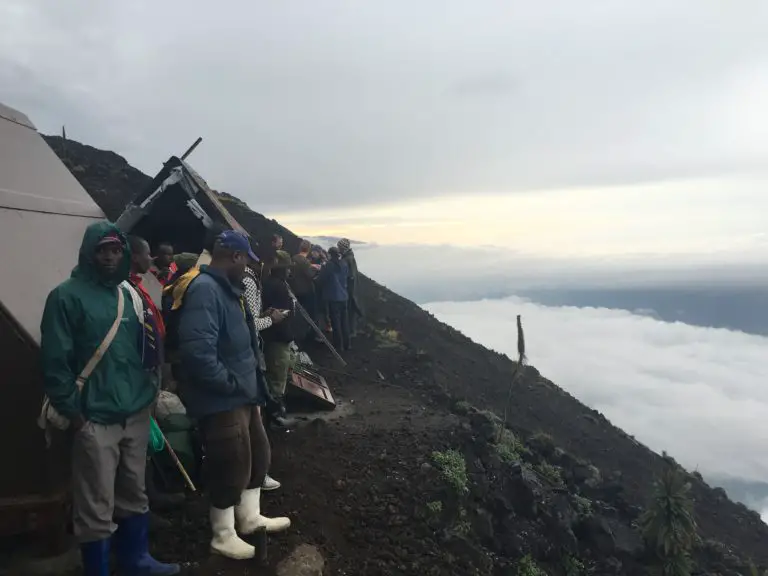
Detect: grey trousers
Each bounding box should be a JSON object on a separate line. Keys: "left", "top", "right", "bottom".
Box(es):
{"left": 72, "top": 407, "right": 151, "bottom": 543}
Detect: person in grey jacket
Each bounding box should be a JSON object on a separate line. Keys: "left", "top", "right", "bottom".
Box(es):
{"left": 177, "top": 230, "right": 290, "bottom": 561}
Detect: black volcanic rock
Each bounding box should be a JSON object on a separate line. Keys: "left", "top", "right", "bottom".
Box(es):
{"left": 43, "top": 135, "right": 151, "bottom": 220}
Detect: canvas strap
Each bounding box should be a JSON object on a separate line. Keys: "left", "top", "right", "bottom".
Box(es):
{"left": 74, "top": 287, "right": 125, "bottom": 390}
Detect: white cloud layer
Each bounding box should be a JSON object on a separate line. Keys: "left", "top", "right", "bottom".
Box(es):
{"left": 423, "top": 296, "right": 768, "bottom": 517}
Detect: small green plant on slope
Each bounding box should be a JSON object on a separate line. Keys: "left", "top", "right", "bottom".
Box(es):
{"left": 452, "top": 399, "right": 472, "bottom": 415}
{"left": 748, "top": 561, "right": 768, "bottom": 576}
{"left": 375, "top": 327, "right": 401, "bottom": 348}
{"left": 639, "top": 466, "right": 697, "bottom": 576}
{"left": 517, "top": 554, "right": 547, "bottom": 576}
{"left": 495, "top": 428, "right": 527, "bottom": 463}
{"left": 529, "top": 431, "right": 556, "bottom": 454}
{"left": 535, "top": 461, "right": 564, "bottom": 487}
{"left": 562, "top": 554, "right": 585, "bottom": 576}
{"left": 431, "top": 449, "right": 469, "bottom": 494}
{"left": 572, "top": 495, "right": 593, "bottom": 517}
{"left": 453, "top": 506, "right": 471, "bottom": 536}
{"left": 426, "top": 500, "right": 443, "bottom": 515}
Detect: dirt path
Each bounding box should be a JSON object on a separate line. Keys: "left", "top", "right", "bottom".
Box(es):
{"left": 152, "top": 322, "right": 471, "bottom": 575}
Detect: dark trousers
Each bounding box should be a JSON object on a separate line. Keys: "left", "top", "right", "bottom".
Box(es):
{"left": 347, "top": 296, "right": 362, "bottom": 335}
{"left": 199, "top": 405, "right": 270, "bottom": 509}
{"left": 296, "top": 292, "right": 317, "bottom": 341}
{"left": 297, "top": 292, "right": 315, "bottom": 322}
{"left": 315, "top": 289, "right": 329, "bottom": 331}
{"left": 328, "top": 300, "right": 351, "bottom": 350}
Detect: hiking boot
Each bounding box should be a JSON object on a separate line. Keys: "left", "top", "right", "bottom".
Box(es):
{"left": 262, "top": 475, "right": 281, "bottom": 491}
{"left": 210, "top": 506, "right": 255, "bottom": 560}
{"left": 234, "top": 488, "right": 291, "bottom": 535}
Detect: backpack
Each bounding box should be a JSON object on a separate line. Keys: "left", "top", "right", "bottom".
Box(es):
{"left": 162, "top": 268, "right": 202, "bottom": 359}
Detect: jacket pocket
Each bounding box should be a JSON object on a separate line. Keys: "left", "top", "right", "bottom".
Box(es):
{"left": 226, "top": 373, "right": 243, "bottom": 396}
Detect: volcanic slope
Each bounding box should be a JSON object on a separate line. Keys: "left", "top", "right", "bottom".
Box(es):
{"left": 44, "top": 135, "right": 768, "bottom": 575}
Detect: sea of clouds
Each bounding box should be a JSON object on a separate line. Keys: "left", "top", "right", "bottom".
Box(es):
{"left": 342, "top": 241, "right": 768, "bottom": 520}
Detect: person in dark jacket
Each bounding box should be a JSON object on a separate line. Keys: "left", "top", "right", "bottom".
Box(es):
{"left": 261, "top": 250, "right": 295, "bottom": 417}
{"left": 177, "top": 231, "right": 290, "bottom": 561}
{"left": 40, "top": 221, "right": 179, "bottom": 576}
{"left": 289, "top": 239, "right": 318, "bottom": 341}
{"left": 151, "top": 242, "right": 177, "bottom": 286}
{"left": 319, "top": 247, "right": 351, "bottom": 351}
{"left": 337, "top": 238, "right": 363, "bottom": 337}
{"left": 309, "top": 245, "right": 323, "bottom": 266}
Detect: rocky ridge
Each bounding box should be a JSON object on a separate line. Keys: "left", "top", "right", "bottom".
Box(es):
{"left": 43, "top": 134, "right": 768, "bottom": 575}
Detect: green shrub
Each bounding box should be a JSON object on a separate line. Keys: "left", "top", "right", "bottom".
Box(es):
{"left": 517, "top": 554, "right": 547, "bottom": 576}
{"left": 640, "top": 467, "right": 697, "bottom": 576}
{"left": 495, "top": 428, "right": 526, "bottom": 463}
{"left": 431, "top": 449, "right": 469, "bottom": 494}
{"left": 375, "top": 328, "right": 402, "bottom": 348}
{"left": 562, "top": 555, "right": 584, "bottom": 576}
{"left": 452, "top": 400, "right": 471, "bottom": 415}
{"left": 535, "top": 461, "right": 564, "bottom": 487}
{"left": 572, "top": 495, "right": 593, "bottom": 517}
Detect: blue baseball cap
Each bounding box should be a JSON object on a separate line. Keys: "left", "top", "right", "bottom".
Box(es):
{"left": 217, "top": 230, "right": 259, "bottom": 262}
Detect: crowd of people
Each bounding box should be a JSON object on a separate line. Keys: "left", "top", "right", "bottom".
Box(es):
{"left": 38, "top": 221, "right": 361, "bottom": 575}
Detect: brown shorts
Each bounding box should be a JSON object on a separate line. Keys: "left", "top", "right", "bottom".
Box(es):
{"left": 198, "top": 405, "right": 270, "bottom": 509}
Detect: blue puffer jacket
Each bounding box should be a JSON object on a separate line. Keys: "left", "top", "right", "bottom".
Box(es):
{"left": 319, "top": 260, "right": 349, "bottom": 302}
{"left": 176, "top": 266, "right": 267, "bottom": 418}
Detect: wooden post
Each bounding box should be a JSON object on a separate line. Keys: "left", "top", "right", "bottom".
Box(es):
{"left": 180, "top": 137, "right": 203, "bottom": 161}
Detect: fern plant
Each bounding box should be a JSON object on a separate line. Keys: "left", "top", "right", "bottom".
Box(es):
{"left": 639, "top": 466, "right": 697, "bottom": 576}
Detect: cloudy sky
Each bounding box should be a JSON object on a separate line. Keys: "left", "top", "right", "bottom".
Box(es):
{"left": 2, "top": 0, "right": 768, "bottom": 259}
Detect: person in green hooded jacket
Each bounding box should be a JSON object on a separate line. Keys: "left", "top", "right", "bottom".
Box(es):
{"left": 40, "top": 221, "right": 179, "bottom": 576}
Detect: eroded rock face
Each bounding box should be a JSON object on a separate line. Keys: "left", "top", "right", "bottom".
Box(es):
{"left": 506, "top": 462, "right": 544, "bottom": 519}
{"left": 276, "top": 544, "right": 326, "bottom": 576}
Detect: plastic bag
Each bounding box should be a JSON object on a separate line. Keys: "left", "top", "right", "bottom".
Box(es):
{"left": 155, "top": 390, "right": 186, "bottom": 420}
{"left": 148, "top": 416, "right": 165, "bottom": 454}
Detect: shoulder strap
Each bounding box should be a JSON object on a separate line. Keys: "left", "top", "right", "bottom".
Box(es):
{"left": 75, "top": 287, "right": 125, "bottom": 389}
{"left": 121, "top": 281, "right": 145, "bottom": 320}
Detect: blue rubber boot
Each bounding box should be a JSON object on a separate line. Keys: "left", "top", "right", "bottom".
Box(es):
{"left": 80, "top": 538, "right": 111, "bottom": 576}
{"left": 114, "top": 512, "right": 180, "bottom": 575}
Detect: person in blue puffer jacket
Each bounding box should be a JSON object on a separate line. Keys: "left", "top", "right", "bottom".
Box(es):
{"left": 176, "top": 230, "right": 290, "bottom": 561}
{"left": 318, "top": 246, "right": 351, "bottom": 351}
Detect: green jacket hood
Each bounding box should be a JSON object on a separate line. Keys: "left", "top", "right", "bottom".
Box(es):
{"left": 72, "top": 221, "right": 130, "bottom": 286}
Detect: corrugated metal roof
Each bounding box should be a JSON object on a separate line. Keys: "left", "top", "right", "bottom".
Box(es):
{"left": 0, "top": 102, "right": 106, "bottom": 344}
{"left": 181, "top": 160, "right": 246, "bottom": 233}
{"left": 116, "top": 156, "right": 247, "bottom": 243}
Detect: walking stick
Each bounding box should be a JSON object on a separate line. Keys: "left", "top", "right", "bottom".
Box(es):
{"left": 286, "top": 286, "right": 347, "bottom": 367}
{"left": 156, "top": 426, "right": 197, "bottom": 492}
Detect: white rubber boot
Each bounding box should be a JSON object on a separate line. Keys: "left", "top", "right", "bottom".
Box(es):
{"left": 210, "top": 506, "right": 255, "bottom": 560}
{"left": 234, "top": 487, "right": 291, "bottom": 535}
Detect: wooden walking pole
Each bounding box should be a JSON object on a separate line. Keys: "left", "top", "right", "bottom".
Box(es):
{"left": 157, "top": 426, "right": 197, "bottom": 492}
